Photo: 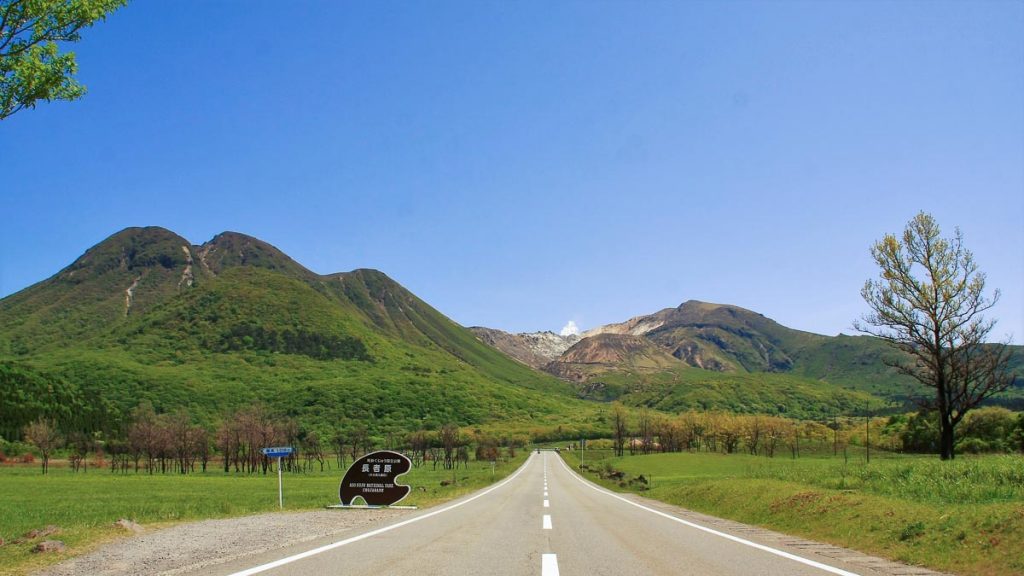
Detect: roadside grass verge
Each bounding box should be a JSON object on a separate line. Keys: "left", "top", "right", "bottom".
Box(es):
{"left": 561, "top": 450, "right": 1024, "bottom": 576}
{"left": 0, "top": 454, "right": 526, "bottom": 576}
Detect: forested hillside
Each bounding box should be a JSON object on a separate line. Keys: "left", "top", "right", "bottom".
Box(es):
{"left": 0, "top": 227, "right": 598, "bottom": 442}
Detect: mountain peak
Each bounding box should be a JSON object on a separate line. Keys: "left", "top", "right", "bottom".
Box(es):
{"left": 678, "top": 299, "right": 720, "bottom": 310}
{"left": 63, "top": 226, "right": 192, "bottom": 280}
{"left": 199, "top": 232, "right": 314, "bottom": 279}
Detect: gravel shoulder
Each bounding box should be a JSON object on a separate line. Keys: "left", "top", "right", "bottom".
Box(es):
{"left": 35, "top": 508, "right": 412, "bottom": 576}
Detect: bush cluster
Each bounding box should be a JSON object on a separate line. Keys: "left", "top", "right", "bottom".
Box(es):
{"left": 892, "top": 408, "right": 1024, "bottom": 454}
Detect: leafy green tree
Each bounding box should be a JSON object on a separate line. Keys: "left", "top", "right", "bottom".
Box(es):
{"left": 1, "top": 0, "right": 126, "bottom": 120}
{"left": 1012, "top": 413, "right": 1024, "bottom": 453}
{"left": 900, "top": 410, "right": 939, "bottom": 453}
{"left": 856, "top": 212, "right": 1012, "bottom": 460}
{"left": 957, "top": 407, "right": 1015, "bottom": 453}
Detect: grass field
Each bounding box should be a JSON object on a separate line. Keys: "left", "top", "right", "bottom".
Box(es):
{"left": 0, "top": 454, "right": 526, "bottom": 576}
{"left": 561, "top": 449, "right": 1024, "bottom": 576}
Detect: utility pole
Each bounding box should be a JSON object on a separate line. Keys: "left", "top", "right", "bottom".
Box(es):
{"left": 833, "top": 412, "right": 838, "bottom": 456}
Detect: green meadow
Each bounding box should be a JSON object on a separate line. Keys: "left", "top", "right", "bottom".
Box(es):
{"left": 0, "top": 453, "right": 526, "bottom": 576}
{"left": 561, "top": 449, "right": 1024, "bottom": 576}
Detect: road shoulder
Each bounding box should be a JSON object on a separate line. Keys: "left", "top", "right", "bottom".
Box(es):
{"left": 558, "top": 457, "right": 953, "bottom": 576}
{"left": 34, "top": 508, "right": 412, "bottom": 576}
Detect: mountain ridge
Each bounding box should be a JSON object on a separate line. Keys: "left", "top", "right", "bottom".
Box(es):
{"left": 473, "top": 300, "right": 1024, "bottom": 410}
{"left": 0, "top": 226, "right": 594, "bottom": 439}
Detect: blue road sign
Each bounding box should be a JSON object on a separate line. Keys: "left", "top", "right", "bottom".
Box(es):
{"left": 261, "top": 446, "right": 294, "bottom": 458}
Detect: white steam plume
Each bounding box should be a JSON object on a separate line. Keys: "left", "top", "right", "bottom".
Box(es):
{"left": 560, "top": 321, "right": 580, "bottom": 337}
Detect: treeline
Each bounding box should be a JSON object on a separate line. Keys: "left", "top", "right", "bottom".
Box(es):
{"left": 217, "top": 323, "right": 370, "bottom": 361}
{"left": 608, "top": 405, "right": 844, "bottom": 458}
{"left": 5, "top": 402, "right": 529, "bottom": 475}
{"left": 606, "top": 404, "right": 1024, "bottom": 458}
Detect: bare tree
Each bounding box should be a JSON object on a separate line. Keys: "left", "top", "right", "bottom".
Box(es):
{"left": 24, "top": 418, "right": 62, "bottom": 474}
{"left": 68, "top": 430, "right": 90, "bottom": 472}
{"left": 743, "top": 416, "right": 762, "bottom": 456}
{"left": 407, "top": 430, "right": 429, "bottom": 467}
{"left": 439, "top": 424, "right": 459, "bottom": 470}
{"left": 611, "top": 403, "right": 628, "bottom": 457}
{"left": 216, "top": 417, "right": 241, "bottom": 473}
{"left": 349, "top": 425, "right": 369, "bottom": 464}
{"left": 473, "top": 432, "right": 499, "bottom": 463}
{"left": 857, "top": 212, "right": 1012, "bottom": 460}
{"left": 194, "top": 427, "right": 210, "bottom": 472}
{"left": 303, "top": 431, "right": 325, "bottom": 472}
{"left": 331, "top": 428, "right": 347, "bottom": 469}
{"left": 637, "top": 408, "right": 653, "bottom": 455}
{"left": 128, "top": 403, "right": 160, "bottom": 474}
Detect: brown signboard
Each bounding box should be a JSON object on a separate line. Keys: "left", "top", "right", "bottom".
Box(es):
{"left": 339, "top": 450, "right": 412, "bottom": 506}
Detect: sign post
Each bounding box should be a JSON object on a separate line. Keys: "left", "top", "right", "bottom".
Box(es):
{"left": 261, "top": 446, "right": 294, "bottom": 509}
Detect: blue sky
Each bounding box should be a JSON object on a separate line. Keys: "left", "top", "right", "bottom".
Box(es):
{"left": 2, "top": 1, "right": 1022, "bottom": 339}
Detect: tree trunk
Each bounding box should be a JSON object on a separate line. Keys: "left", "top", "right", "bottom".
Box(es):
{"left": 939, "top": 415, "right": 955, "bottom": 460}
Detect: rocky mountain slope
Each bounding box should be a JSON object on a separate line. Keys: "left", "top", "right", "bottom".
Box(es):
{"left": 545, "top": 334, "right": 681, "bottom": 382}
{"left": 475, "top": 300, "right": 1024, "bottom": 412}
{"left": 467, "top": 327, "right": 578, "bottom": 369}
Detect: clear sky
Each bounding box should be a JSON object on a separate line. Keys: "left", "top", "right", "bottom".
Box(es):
{"left": 2, "top": 1, "right": 1022, "bottom": 340}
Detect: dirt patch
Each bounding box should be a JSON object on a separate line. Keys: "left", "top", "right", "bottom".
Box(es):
{"left": 769, "top": 491, "right": 822, "bottom": 513}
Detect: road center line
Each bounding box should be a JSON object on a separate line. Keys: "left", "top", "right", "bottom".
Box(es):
{"left": 544, "top": 499, "right": 550, "bottom": 507}
{"left": 543, "top": 514, "right": 552, "bottom": 529}
{"left": 542, "top": 553, "right": 560, "bottom": 576}
{"left": 556, "top": 456, "right": 860, "bottom": 576}
{"left": 225, "top": 454, "right": 537, "bottom": 576}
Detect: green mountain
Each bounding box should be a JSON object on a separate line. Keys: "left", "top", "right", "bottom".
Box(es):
{"left": 0, "top": 227, "right": 598, "bottom": 440}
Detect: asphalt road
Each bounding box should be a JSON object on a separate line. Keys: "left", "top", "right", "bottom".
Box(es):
{"left": 212, "top": 452, "right": 899, "bottom": 576}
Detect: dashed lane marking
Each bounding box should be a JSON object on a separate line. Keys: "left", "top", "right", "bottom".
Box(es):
{"left": 543, "top": 514, "right": 552, "bottom": 530}
{"left": 542, "top": 553, "right": 560, "bottom": 576}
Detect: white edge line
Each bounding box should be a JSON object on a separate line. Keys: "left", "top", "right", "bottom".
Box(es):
{"left": 556, "top": 456, "right": 860, "bottom": 576}
{"left": 542, "top": 553, "right": 560, "bottom": 576}
{"left": 227, "top": 454, "right": 537, "bottom": 576}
